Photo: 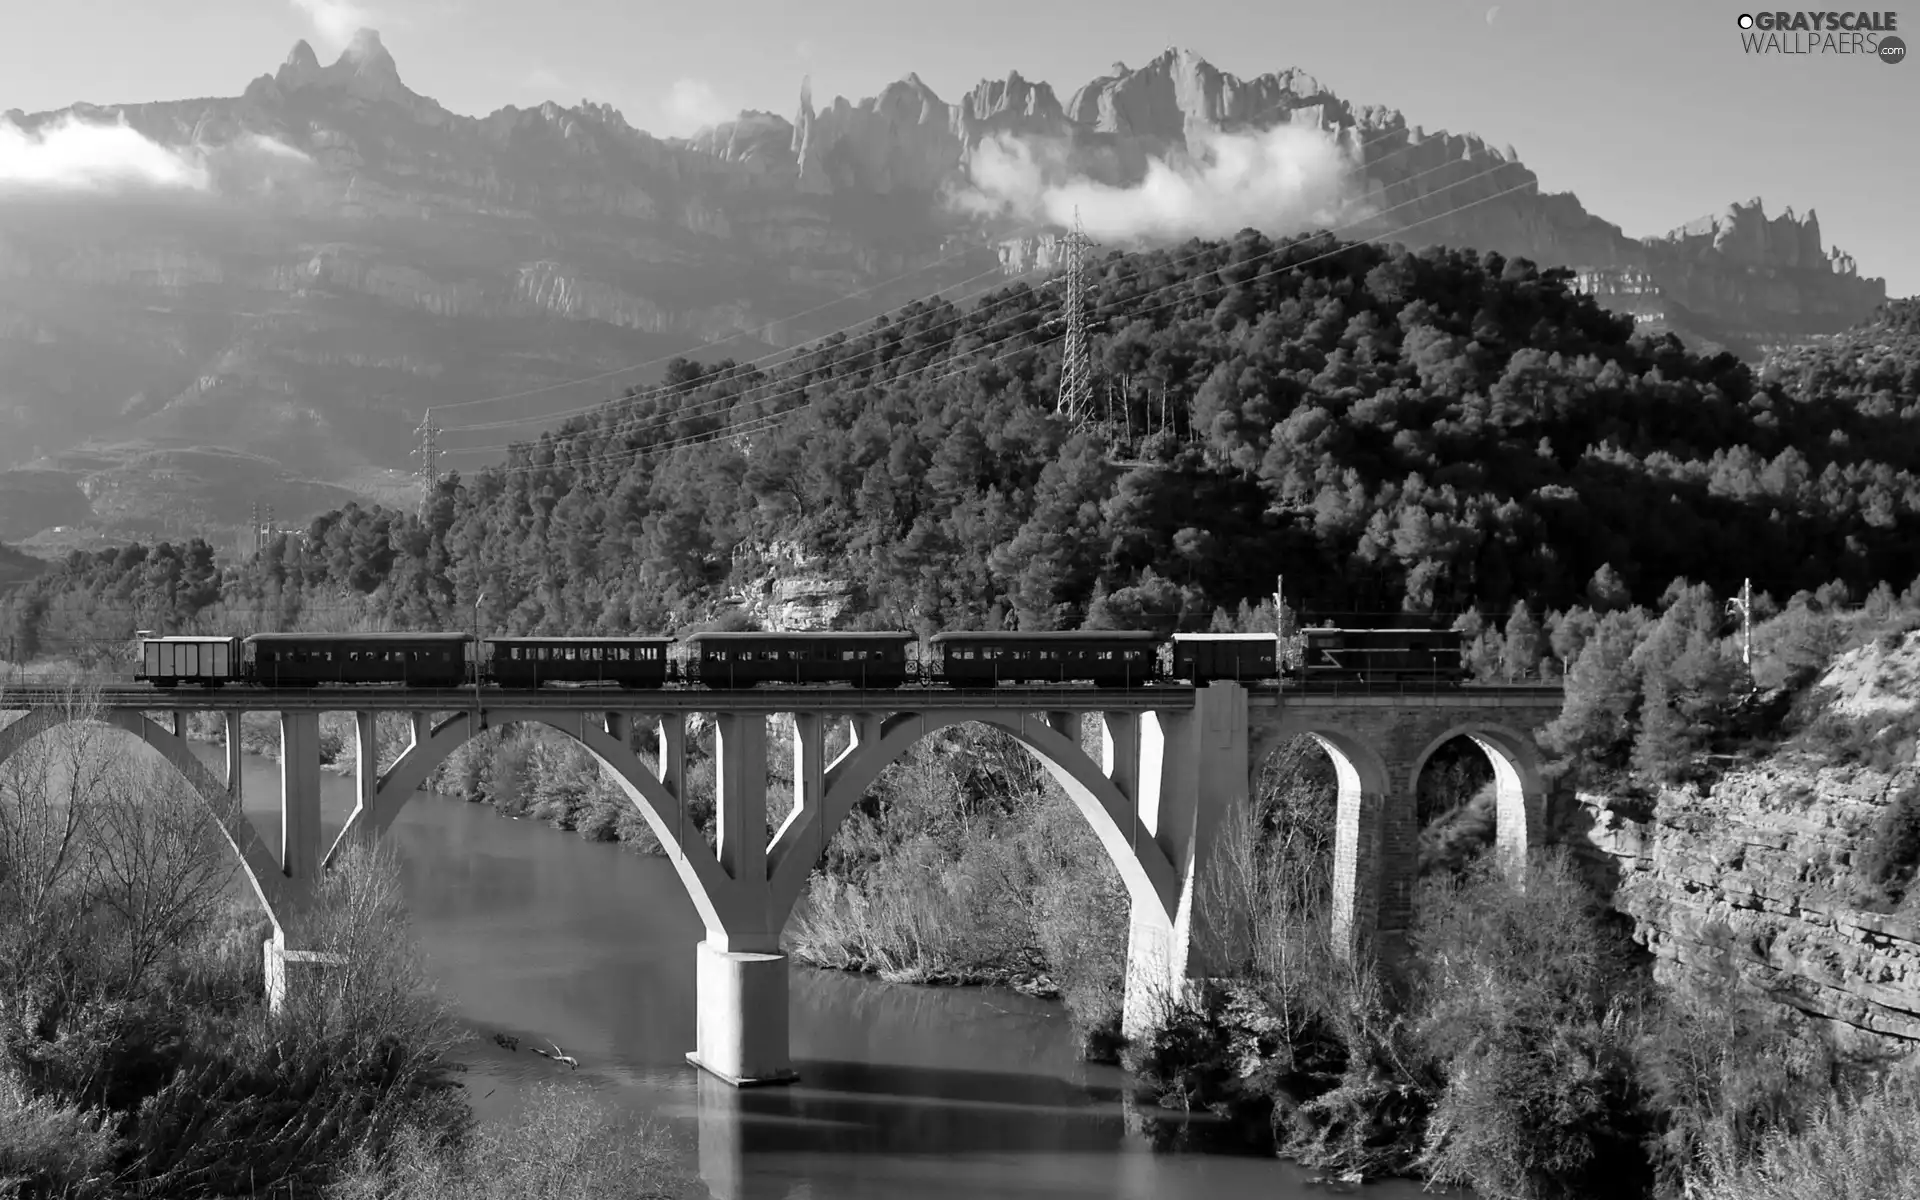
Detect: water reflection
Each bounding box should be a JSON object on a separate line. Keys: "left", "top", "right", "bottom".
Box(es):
{"left": 215, "top": 748, "right": 1432, "bottom": 1199}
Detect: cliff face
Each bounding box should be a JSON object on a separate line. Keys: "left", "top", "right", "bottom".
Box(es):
{"left": 1565, "top": 637, "right": 1920, "bottom": 1050}
{"left": 0, "top": 36, "right": 1893, "bottom": 549}
{"left": 1572, "top": 773, "right": 1920, "bottom": 1048}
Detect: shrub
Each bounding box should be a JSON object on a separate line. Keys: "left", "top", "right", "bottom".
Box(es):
{"left": 1403, "top": 853, "right": 1650, "bottom": 1200}
{"left": 1683, "top": 1062, "right": 1920, "bottom": 1200}
{"left": 1633, "top": 983, "right": 1841, "bottom": 1197}
{"left": 328, "top": 1081, "right": 687, "bottom": 1200}
{"left": 1851, "top": 784, "right": 1920, "bottom": 910}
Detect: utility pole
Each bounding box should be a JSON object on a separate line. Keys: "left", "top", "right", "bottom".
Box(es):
{"left": 1274, "top": 575, "right": 1287, "bottom": 677}
{"left": 415, "top": 408, "right": 441, "bottom": 519}
{"left": 1055, "top": 209, "right": 1096, "bottom": 426}
{"left": 471, "top": 590, "right": 486, "bottom": 739}
{"left": 1727, "top": 577, "right": 1755, "bottom": 694}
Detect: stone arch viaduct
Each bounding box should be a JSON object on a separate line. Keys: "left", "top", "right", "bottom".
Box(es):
{"left": 0, "top": 681, "right": 1563, "bottom": 1086}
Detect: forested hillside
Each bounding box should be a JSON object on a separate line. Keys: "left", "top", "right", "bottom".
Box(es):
{"left": 5, "top": 233, "right": 1919, "bottom": 653}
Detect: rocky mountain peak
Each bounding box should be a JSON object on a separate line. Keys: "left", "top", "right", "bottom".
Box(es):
{"left": 269, "top": 27, "right": 411, "bottom": 105}
{"left": 276, "top": 39, "right": 324, "bottom": 89}
{"left": 341, "top": 30, "right": 397, "bottom": 75}
{"left": 1062, "top": 48, "right": 1338, "bottom": 140}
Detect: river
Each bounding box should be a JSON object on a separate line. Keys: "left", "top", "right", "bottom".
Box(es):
{"left": 222, "top": 749, "right": 1435, "bottom": 1200}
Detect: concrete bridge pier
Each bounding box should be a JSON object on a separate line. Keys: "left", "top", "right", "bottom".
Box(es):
{"left": 264, "top": 710, "right": 347, "bottom": 1010}
{"left": 1119, "top": 683, "right": 1252, "bottom": 1041}
{"left": 687, "top": 711, "right": 798, "bottom": 1086}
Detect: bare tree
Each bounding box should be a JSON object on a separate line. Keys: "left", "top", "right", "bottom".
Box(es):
{"left": 80, "top": 755, "right": 239, "bottom": 996}
{"left": 0, "top": 680, "right": 117, "bottom": 986}
{"left": 1193, "top": 737, "right": 1340, "bottom": 1043}
{"left": 285, "top": 841, "right": 466, "bottom": 1068}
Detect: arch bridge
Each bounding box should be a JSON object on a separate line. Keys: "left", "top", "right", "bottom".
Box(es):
{"left": 0, "top": 681, "right": 1564, "bottom": 1086}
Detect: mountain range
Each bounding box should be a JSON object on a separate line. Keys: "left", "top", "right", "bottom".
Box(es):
{"left": 0, "top": 33, "right": 1894, "bottom": 557}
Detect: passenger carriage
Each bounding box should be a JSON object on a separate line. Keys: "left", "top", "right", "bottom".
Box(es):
{"left": 929, "top": 630, "right": 1160, "bottom": 687}
{"left": 242, "top": 632, "right": 473, "bottom": 688}
{"left": 482, "top": 636, "right": 673, "bottom": 689}
{"left": 681, "top": 631, "right": 915, "bottom": 689}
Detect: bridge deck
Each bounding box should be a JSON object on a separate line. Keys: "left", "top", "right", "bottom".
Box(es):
{"left": 0, "top": 682, "right": 1563, "bottom": 713}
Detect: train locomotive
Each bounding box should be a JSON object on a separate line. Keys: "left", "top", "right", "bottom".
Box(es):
{"left": 133, "top": 625, "right": 1467, "bottom": 691}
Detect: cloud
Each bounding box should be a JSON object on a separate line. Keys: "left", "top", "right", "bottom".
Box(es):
{"left": 953, "top": 124, "right": 1368, "bottom": 245}
{"left": 521, "top": 67, "right": 567, "bottom": 94}
{"left": 0, "top": 115, "right": 311, "bottom": 196}
{"left": 290, "top": 0, "right": 376, "bottom": 47}
{"left": 659, "top": 78, "right": 735, "bottom": 136}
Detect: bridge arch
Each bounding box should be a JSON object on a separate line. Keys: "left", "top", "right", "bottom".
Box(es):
{"left": 1266, "top": 721, "right": 1396, "bottom": 952}
{"left": 325, "top": 709, "right": 735, "bottom": 937}
{"left": 0, "top": 707, "right": 289, "bottom": 920}
{"left": 1409, "top": 721, "right": 1549, "bottom": 881}
{"left": 765, "top": 710, "right": 1180, "bottom": 929}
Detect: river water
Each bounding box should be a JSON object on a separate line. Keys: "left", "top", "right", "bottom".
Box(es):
{"left": 221, "top": 750, "right": 1434, "bottom": 1200}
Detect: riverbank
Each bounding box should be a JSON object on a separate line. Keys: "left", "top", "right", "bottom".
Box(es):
{"left": 0, "top": 715, "right": 692, "bottom": 1197}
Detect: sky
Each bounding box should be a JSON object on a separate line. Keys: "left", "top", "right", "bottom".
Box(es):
{"left": 0, "top": 0, "right": 1913, "bottom": 295}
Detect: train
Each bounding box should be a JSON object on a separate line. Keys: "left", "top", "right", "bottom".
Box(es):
{"left": 132, "top": 626, "right": 1468, "bottom": 691}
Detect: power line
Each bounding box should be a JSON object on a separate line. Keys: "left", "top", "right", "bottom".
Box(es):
{"left": 447, "top": 153, "right": 1534, "bottom": 469}
{"left": 422, "top": 220, "right": 1058, "bottom": 419}
{"left": 423, "top": 103, "right": 1519, "bottom": 434}
{"left": 477, "top": 171, "right": 1543, "bottom": 481}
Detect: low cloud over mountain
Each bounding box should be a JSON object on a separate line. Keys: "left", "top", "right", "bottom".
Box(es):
{"left": 0, "top": 114, "right": 310, "bottom": 195}
{"left": 955, "top": 123, "right": 1366, "bottom": 243}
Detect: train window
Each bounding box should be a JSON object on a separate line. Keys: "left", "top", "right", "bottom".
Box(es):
{"left": 959, "top": 650, "right": 974, "bottom": 660}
